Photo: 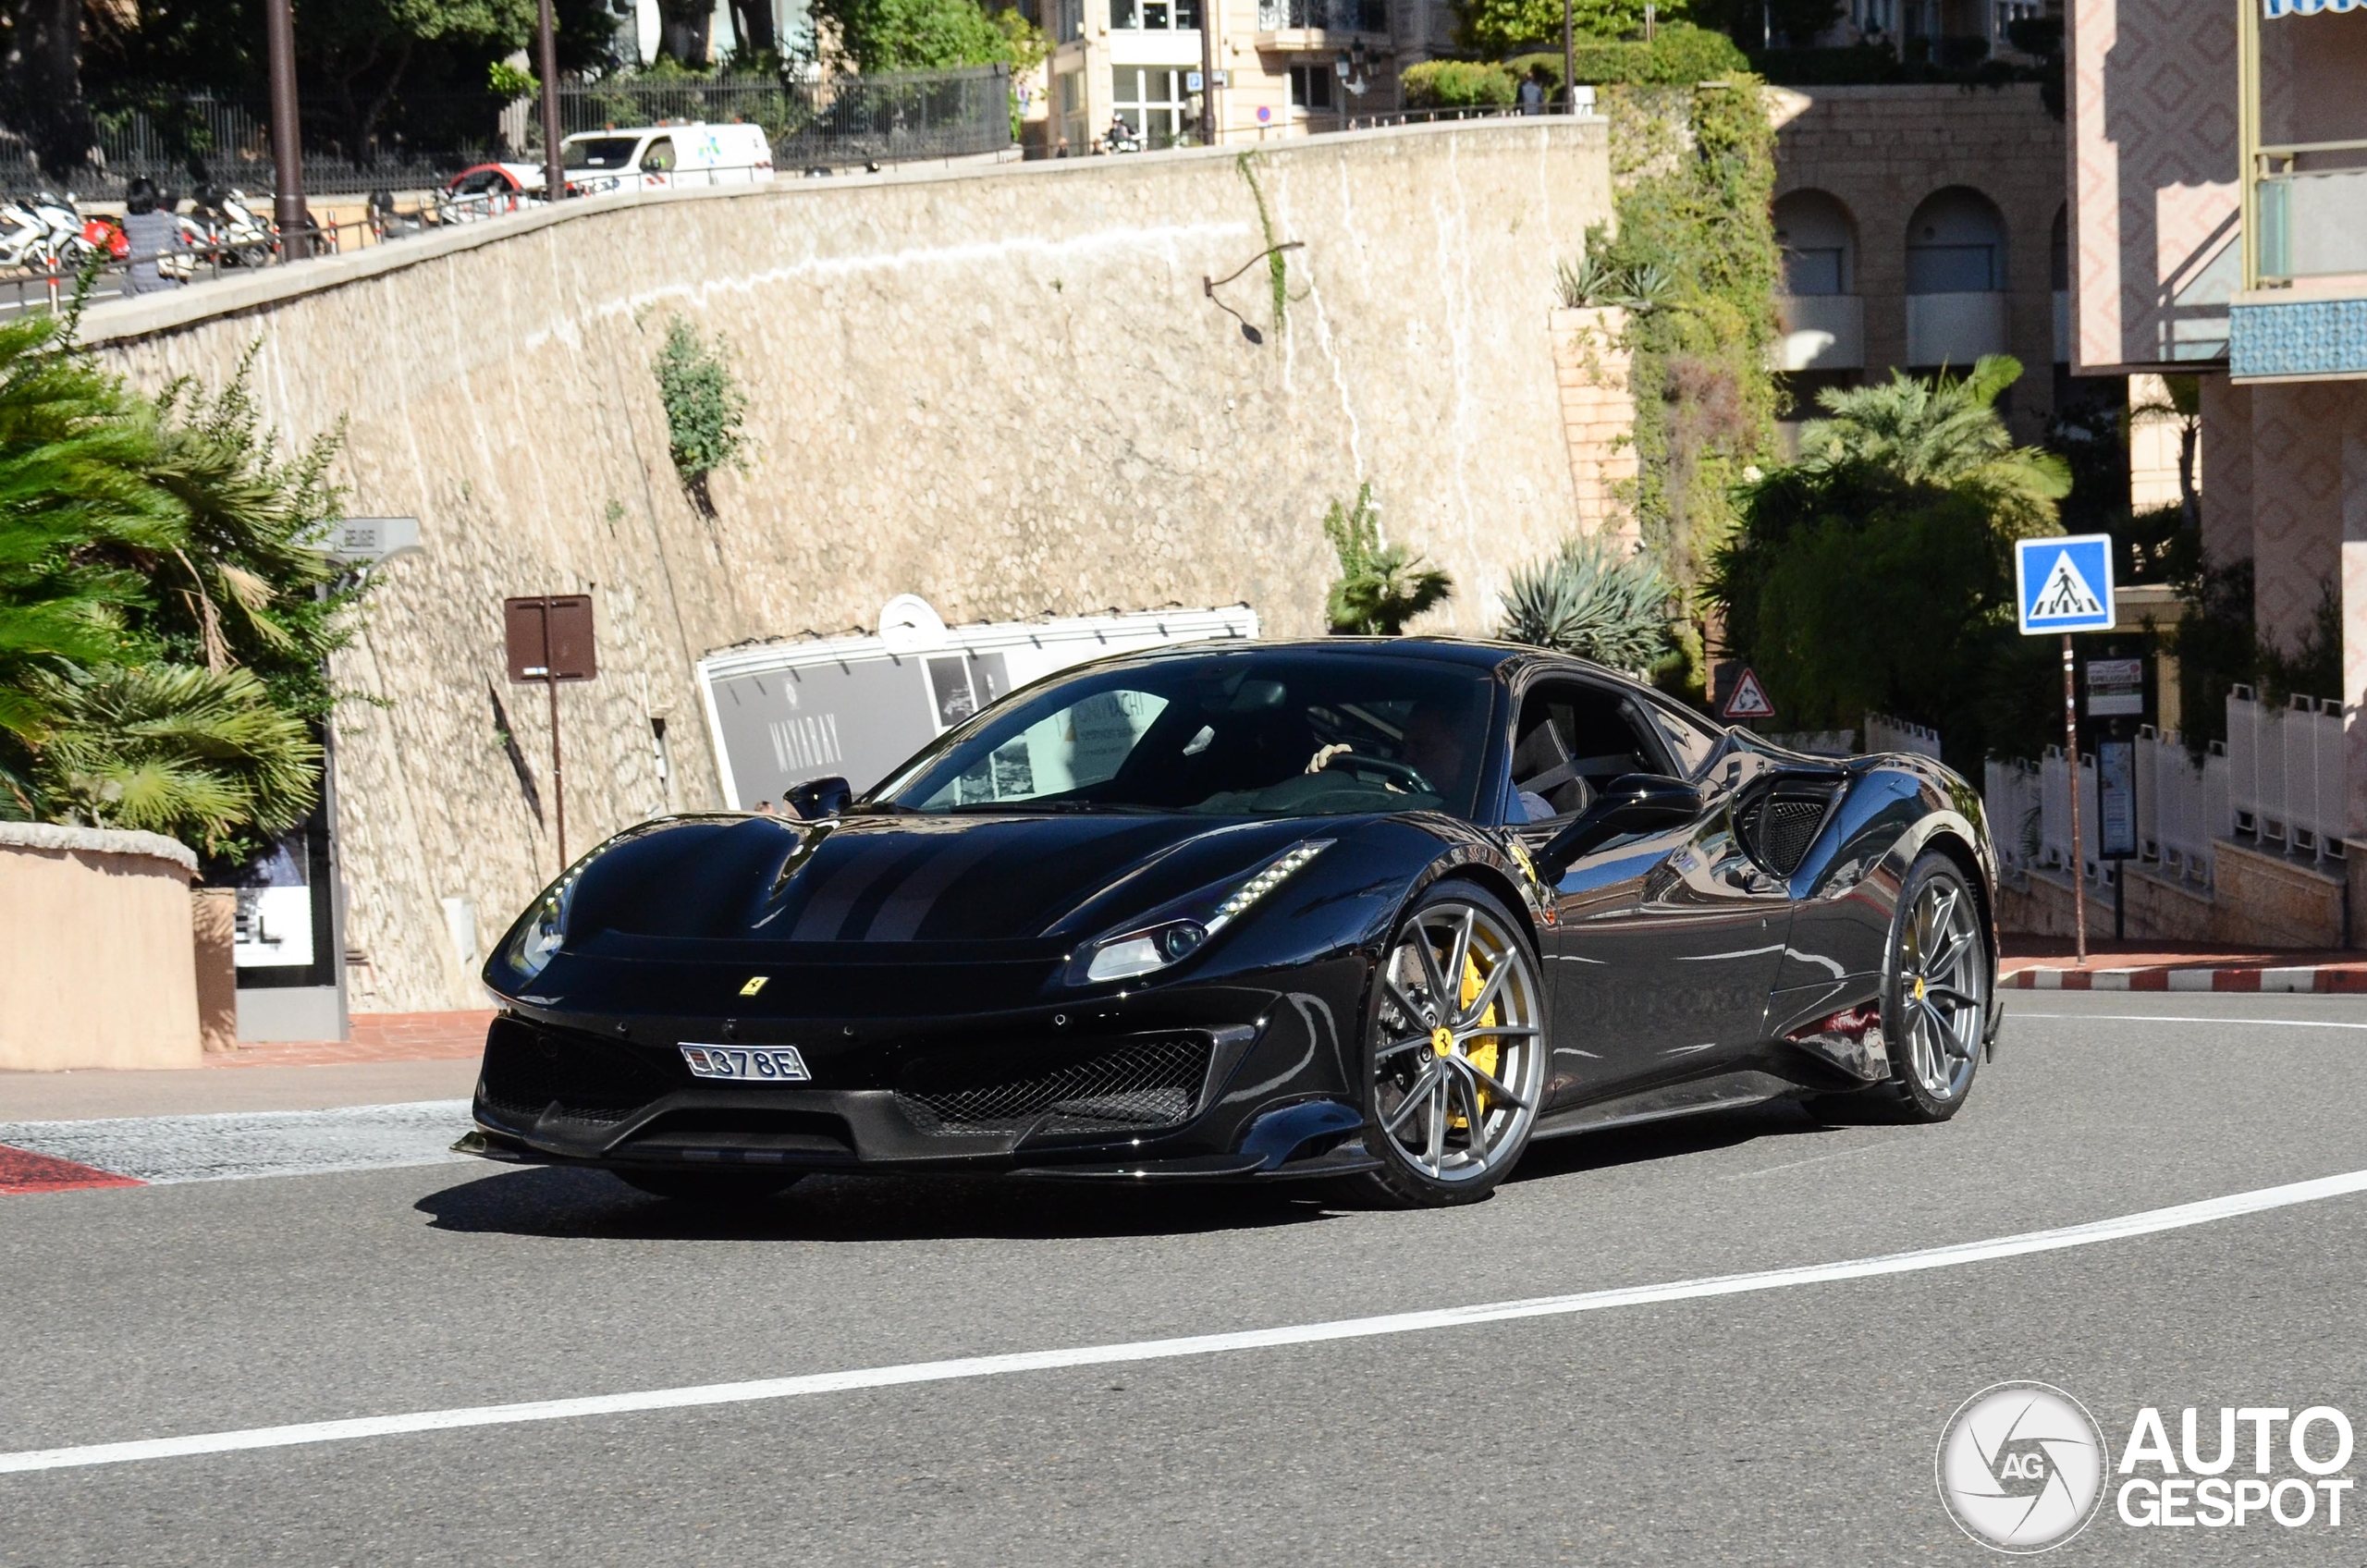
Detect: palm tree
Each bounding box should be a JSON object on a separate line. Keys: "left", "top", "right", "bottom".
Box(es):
{"left": 0, "top": 312, "right": 344, "bottom": 852}
{"left": 1797, "top": 354, "right": 2070, "bottom": 537}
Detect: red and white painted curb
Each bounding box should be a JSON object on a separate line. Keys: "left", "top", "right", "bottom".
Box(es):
{"left": 0, "top": 1145, "right": 145, "bottom": 1195}
{"left": 2006, "top": 963, "right": 2367, "bottom": 994}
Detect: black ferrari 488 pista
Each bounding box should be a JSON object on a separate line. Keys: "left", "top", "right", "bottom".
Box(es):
{"left": 462, "top": 639, "right": 2000, "bottom": 1207}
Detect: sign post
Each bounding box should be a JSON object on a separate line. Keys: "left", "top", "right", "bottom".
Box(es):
{"left": 2015, "top": 534, "right": 2116, "bottom": 965}
{"left": 504, "top": 595, "right": 597, "bottom": 867}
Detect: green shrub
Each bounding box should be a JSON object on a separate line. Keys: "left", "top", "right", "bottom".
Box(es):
{"left": 1402, "top": 59, "right": 1518, "bottom": 108}
{"left": 1501, "top": 24, "right": 1747, "bottom": 83}
{"left": 1497, "top": 533, "right": 1674, "bottom": 674}
{"left": 1323, "top": 484, "right": 1453, "bottom": 634}
{"left": 652, "top": 316, "right": 749, "bottom": 511}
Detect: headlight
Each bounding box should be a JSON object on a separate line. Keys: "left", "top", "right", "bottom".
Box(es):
{"left": 1074, "top": 839, "right": 1331, "bottom": 986}
{"left": 500, "top": 865, "right": 583, "bottom": 986}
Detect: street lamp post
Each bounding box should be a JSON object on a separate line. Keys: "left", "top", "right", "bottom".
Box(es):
{"left": 1562, "top": 0, "right": 1576, "bottom": 113}
{"left": 264, "top": 0, "right": 306, "bottom": 254}
{"left": 537, "top": 0, "right": 565, "bottom": 205}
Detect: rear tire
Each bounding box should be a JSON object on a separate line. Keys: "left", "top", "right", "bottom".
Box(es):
{"left": 1341, "top": 881, "right": 1548, "bottom": 1209}
{"left": 614, "top": 1170, "right": 801, "bottom": 1203}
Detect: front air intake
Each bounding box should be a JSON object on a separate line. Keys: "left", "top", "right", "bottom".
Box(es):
{"left": 1735, "top": 779, "right": 1842, "bottom": 878}
{"left": 894, "top": 1035, "right": 1214, "bottom": 1138}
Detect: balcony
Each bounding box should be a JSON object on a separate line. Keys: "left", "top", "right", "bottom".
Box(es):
{"left": 1773, "top": 294, "right": 1864, "bottom": 372}
{"left": 1906, "top": 290, "right": 2007, "bottom": 367}
{"left": 1255, "top": 0, "right": 1389, "bottom": 35}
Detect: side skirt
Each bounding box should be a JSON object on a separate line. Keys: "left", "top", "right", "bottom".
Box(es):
{"left": 1528, "top": 1070, "right": 1800, "bottom": 1142}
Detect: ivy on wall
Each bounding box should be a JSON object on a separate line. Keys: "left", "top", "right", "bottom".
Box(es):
{"left": 1590, "top": 79, "right": 1780, "bottom": 698}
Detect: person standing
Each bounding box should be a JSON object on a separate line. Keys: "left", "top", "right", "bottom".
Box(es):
{"left": 119, "top": 177, "right": 185, "bottom": 294}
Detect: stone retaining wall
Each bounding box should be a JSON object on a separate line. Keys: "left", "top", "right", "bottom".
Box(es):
{"left": 80, "top": 121, "right": 1616, "bottom": 1010}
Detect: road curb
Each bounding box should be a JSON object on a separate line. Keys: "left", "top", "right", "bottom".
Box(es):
{"left": 2005, "top": 963, "right": 2367, "bottom": 993}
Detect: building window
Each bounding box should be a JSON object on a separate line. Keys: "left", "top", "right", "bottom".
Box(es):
{"left": 1288, "top": 64, "right": 1335, "bottom": 111}
{"left": 1114, "top": 0, "right": 1201, "bottom": 27}
{"left": 1112, "top": 67, "right": 1190, "bottom": 146}
{"left": 1851, "top": 0, "right": 1896, "bottom": 33}
{"left": 1054, "top": 0, "right": 1085, "bottom": 42}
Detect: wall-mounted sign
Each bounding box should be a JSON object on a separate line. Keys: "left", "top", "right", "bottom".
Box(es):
{"left": 2096, "top": 739, "right": 2137, "bottom": 859}
{"left": 2085, "top": 655, "right": 2144, "bottom": 717}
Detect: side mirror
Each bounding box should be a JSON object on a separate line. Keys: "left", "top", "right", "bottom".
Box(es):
{"left": 1535, "top": 772, "right": 1702, "bottom": 879}
{"left": 785, "top": 776, "right": 852, "bottom": 821}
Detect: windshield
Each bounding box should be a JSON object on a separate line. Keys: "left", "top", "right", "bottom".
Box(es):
{"left": 872, "top": 651, "right": 1495, "bottom": 819}
{"left": 564, "top": 136, "right": 642, "bottom": 170}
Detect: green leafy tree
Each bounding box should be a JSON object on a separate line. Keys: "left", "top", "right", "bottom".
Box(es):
{"left": 1455, "top": 0, "right": 1685, "bottom": 55}
{"left": 1322, "top": 484, "right": 1452, "bottom": 635}
{"left": 1794, "top": 355, "right": 2070, "bottom": 538}
{"left": 652, "top": 316, "right": 749, "bottom": 515}
{"left": 813, "top": 0, "right": 1015, "bottom": 72}
{"left": 1497, "top": 533, "right": 1674, "bottom": 674}
{"left": 1707, "top": 461, "right": 2015, "bottom": 768}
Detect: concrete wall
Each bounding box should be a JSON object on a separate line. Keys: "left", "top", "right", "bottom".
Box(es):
{"left": 0, "top": 825, "right": 203, "bottom": 1072}
{"left": 1768, "top": 84, "right": 2066, "bottom": 435}
{"left": 81, "top": 120, "right": 1614, "bottom": 1011}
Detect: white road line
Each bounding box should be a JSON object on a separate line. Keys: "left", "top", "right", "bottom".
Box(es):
{"left": 2015, "top": 1013, "right": 2367, "bottom": 1031}
{"left": 6, "top": 1165, "right": 2366, "bottom": 1477}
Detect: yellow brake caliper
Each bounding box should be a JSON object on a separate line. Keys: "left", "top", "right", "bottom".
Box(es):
{"left": 1447, "top": 950, "right": 1500, "bottom": 1130}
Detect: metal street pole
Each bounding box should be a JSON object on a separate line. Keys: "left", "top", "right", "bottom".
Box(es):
{"left": 547, "top": 669, "right": 567, "bottom": 866}
{"left": 537, "top": 0, "right": 566, "bottom": 205}
{"left": 264, "top": 0, "right": 306, "bottom": 254}
{"left": 2063, "top": 633, "right": 2087, "bottom": 965}
{"left": 1197, "top": 0, "right": 1217, "bottom": 145}
{"left": 1562, "top": 0, "right": 1576, "bottom": 112}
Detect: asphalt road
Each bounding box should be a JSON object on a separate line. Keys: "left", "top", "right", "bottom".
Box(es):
{"left": 5, "top": 989, "right": 2367, "bottom": 1565}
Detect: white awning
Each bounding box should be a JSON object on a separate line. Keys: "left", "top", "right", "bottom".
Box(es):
{"left": 2264, "top": 0, "right": 2361, "bottom": 15}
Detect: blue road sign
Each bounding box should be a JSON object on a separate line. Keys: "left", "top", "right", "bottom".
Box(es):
{"left": 2015, "top": 533, "right": 2116, "bottom": 634}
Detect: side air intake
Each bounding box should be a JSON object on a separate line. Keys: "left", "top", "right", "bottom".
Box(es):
{"left": 1735, "top": 778, "right": 1842, "bottom": 877}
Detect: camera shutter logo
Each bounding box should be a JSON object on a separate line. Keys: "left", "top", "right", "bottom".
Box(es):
{"left": 1936, "top": 1382, "right": 2109, "bottom": 1553}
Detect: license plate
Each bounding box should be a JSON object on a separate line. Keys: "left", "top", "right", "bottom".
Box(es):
{"left": 680, "top": 1044, "right": 811, "bottom": 1082}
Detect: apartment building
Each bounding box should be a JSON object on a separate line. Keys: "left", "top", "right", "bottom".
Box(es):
{"left": 1038, "top": 0, "right": 1452, "bottom": 153}
{"left": 2070, "top": 0, "right": 2367, "bottom": 932}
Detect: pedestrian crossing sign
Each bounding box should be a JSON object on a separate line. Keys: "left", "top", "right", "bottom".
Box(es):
{"left": 2015, "top": 533, "right": 2116, "bottom": 634}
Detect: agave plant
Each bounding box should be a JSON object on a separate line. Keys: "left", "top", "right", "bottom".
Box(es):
{"left": 1497, "top": 533, "right": 1674, "bottom": 674}
{"left": 1554, "top": 251, "right": 1674, "bottom": 313}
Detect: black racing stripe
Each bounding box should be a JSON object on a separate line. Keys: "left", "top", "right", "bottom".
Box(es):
{"left": 830, "top": 840, "right": 941, "bottom": 942}
{"left": 915, "top": 821, "right": 1184, "bottom": 941}
{"left": 786, "top": 841, "right": 912, "bottom": 942}
{"left": 857, "top": 833, "right": 1007, "bottom": 943}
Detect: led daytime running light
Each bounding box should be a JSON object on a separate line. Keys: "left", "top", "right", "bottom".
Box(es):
{"left": 1208, "top": 839, "right": 1331, "bottom": 934}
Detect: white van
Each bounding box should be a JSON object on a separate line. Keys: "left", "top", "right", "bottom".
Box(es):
{"left": 559, "top": 122, "right": 774, "bottom": 194}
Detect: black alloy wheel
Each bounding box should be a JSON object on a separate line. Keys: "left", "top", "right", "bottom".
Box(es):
{"left": 1345, "top": 881, "right": 1548, "bottom": 1208}
{"left": 1862, "top": 851, "right": 1989, "bottom": 1122}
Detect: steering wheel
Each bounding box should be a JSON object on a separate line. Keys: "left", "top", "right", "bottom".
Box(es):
{"left": 1320, "top": 751, "right": 1437, "bottom": 796}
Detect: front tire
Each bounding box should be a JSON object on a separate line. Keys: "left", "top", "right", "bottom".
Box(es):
{"left": 1343, "top": 882, "right": 1548, "bottom": 1208}
{"left": 1862, "top": 851, "right": 1989, "bottom": 1122}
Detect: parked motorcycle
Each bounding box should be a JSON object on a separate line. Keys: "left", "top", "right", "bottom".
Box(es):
{"left": 190, "top": 185, "right": 275, "bottom": 266}
{"left": 0, "top": 194, "right": 53, "bottom": 269}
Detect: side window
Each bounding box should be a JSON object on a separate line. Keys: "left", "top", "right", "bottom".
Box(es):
{"left": 640, "top": 137, "right": 677, "bottom": 173}
{"left": 1506, "top": 681, "right": 1665, "bottom": 823}
{"left": 1641, "top": 699, "right": 1723, "bottom": 778}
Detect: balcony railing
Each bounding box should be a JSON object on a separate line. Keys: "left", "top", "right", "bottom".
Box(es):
{"left": 1774, "top": 293, "right": 1863, "bottom": 372}
{"left": 1256, "top": 0, "right": 1389, "bottom": 31}
{"left": 2255, "top": 145, "right": 2367, "bottom": 283}
{"left": 1905, "top": 290, "right": 2007, "bottom": 368}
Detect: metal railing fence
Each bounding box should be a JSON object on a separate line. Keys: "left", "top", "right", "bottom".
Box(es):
{"left": 2226, "top": 685, "right": 2346, "bottom": 862}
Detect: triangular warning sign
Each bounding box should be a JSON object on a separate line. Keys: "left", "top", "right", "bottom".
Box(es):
{"left": 2031, "top": 550, "right": 2104, "bottom": 619}
{"left": 1722, "top": 666, "right": 1775, "bottom": 721}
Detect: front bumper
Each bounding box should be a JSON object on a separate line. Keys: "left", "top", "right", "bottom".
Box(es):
{"left": 463, "top": 976, "right": 1373, "bottom": 1181}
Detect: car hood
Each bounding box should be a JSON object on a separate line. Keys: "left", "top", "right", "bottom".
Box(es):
{"left": 559, "top": 810, "right": 1325, "bottom": 952}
